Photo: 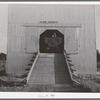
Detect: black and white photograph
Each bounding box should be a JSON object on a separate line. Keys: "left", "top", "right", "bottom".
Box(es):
{"left": 0, "top": 3, "right": 100, "bottom": 94}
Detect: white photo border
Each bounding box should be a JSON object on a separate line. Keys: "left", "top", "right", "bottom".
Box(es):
{"left": 0, "top": 1, "right": 100, "bottom": 99}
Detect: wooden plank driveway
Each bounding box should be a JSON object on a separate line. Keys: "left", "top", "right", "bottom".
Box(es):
{"left": 28, "top": 53, "right": 72, "bottom": 85}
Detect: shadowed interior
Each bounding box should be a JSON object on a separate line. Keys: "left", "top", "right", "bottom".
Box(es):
{"left": 40, "top": 30, "right": 64, "bottom": 53}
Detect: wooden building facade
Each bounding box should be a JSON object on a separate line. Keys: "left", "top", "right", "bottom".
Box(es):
{"left": 7, "top": 4, "right": 97, "bottom": 75}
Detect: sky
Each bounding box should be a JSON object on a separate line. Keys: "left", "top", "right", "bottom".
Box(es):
{"left": 0, "top": 4, "right": 8, "bottom": 54}
{"left": 0, "top": 4, "right": 100, "bottom": 54}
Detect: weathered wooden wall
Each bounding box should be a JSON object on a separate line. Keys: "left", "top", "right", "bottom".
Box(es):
{"left": 7, "top": 5, "right": 97, "bottom": 74}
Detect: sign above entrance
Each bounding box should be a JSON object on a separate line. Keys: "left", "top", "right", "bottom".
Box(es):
{"left": 40, "top": 21, "right": 58, "bottom": 24}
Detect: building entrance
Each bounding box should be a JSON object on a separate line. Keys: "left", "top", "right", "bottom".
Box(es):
{"left": 40, "top": 30, "right": 64, "bottom": 53}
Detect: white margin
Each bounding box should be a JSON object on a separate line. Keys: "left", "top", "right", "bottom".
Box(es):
{"left": 0, "top": 2, "right": 100, "bottom": 99}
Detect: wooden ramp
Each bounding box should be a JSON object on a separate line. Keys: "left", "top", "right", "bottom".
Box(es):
{"left": 27, "top": 53, "right": 72, "bottom": 85}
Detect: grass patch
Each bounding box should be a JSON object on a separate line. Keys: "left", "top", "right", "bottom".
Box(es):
{"left": 73, "top": 74, "right": 100, "bottom": 92}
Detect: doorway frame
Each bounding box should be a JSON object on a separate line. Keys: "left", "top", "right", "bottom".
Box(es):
{"left": 39, "top": 29, "right": 64, "bottom": 53}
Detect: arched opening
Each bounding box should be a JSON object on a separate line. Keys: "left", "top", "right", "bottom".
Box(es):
{"left": 40, "top": 30, "right": 64, "bottom": 53}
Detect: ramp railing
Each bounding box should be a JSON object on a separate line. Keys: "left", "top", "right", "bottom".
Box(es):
{"left": 26, "top": 52, "right": 40, "bottom": 83}
{"left": 63, "top": 50, "right": 80, "bottom": 85}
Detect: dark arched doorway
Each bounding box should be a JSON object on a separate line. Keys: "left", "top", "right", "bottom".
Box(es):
{"left": 40, "top": 30, "right": 64, "bottom": 53}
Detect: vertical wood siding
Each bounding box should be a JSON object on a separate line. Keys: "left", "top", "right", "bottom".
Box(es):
{"left": 64, "top": 27, "right": 78, "bottom": 53}
{"left": 26, "top": 27, "right": 39, "bottom": 53}
{"left": 7, "top": 5, "right": 96, "bottom": 74}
